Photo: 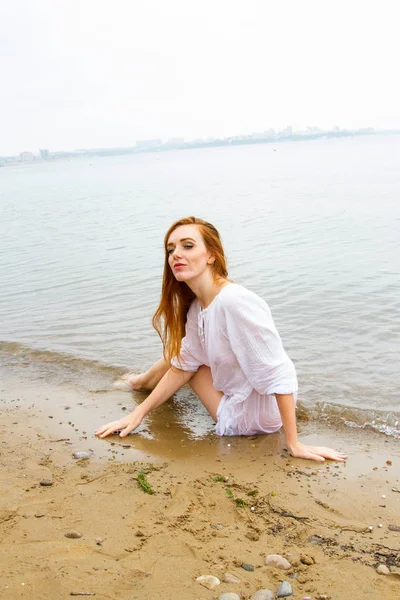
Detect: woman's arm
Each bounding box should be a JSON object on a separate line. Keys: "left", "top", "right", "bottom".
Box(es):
{"left": 96, "top": 367, "right": 195, "bottom": 438}
{"left": 275, "top": 393, "right": 347, "bottom": 462}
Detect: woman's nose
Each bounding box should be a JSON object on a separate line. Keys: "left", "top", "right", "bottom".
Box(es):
{"left": 172, "top": 246, "right": 182, "bottom": 259}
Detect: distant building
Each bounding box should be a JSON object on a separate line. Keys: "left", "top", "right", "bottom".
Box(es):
{"left": 165, "top": 137, "right": 185, "bottom": 147}
{"left": 40, "top": 148, "right": 49, "bottom": 159}
{"left": 20, "top": 151, "right": 35, "bottom": 162}
{"left": 281, "top": 126, "right": 293, "bottom": 136}
{"left": 135, "top": 139, "right": 162, "bottom": 149}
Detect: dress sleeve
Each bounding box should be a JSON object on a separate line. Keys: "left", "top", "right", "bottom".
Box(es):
{"left": 170, "top": 301, "right": 205, "bottom": 372}
{"left": 223, "top": 288, "right": 297, "bottom": 396}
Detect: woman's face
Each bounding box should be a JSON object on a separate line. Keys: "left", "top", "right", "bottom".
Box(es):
{"left": 167, "top": 224, "right": 214, "bottom": 283}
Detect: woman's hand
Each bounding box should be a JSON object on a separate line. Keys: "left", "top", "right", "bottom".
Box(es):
{"left": 98, "top": 367, "right": 193, "bottom": 440}
{"left": 95, "top": 409, "right": 143, "bottom": 438}
{"left": 288, "top": 442, "right": 348, "bottom": 462}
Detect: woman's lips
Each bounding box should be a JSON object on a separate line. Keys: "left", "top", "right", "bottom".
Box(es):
{"left": 174, "top": 263, "right": 186, "bottom": 269}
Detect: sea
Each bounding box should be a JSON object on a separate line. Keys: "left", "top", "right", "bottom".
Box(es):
{"left": 1, "top": 134, "right": 399, "bottom": 438}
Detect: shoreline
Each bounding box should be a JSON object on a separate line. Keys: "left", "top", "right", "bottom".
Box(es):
{"left": 1, "top": 375, "right": 399, "bottom": 599}
{"left": 1, "top": 341, "right": 399, "bottom": 441}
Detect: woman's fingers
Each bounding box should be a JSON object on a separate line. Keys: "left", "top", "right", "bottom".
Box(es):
{"left": 95, "top": 414, "right": 141, "bottom": 438}
{"left": 95, "top": 421, "right": 121, "bottom": 438}
{"left": 290, "top": 443, "right": 348, "bottom": 462}
{"left": 310, "top": 446, "right": 348, "bottom": 461}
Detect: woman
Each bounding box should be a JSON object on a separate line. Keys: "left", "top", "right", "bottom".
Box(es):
{"left": 96, "top": 217, "right": 347, "bottom": 463}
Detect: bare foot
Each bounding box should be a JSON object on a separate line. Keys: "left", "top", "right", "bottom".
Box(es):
{"left": 113, "top": 372, "right": 148, "bottom": 391}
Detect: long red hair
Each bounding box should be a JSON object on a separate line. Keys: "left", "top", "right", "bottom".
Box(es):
{"left": 152, "top": 217, "right": 229, "bottom": 364}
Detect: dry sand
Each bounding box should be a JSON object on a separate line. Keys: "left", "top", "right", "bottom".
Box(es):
{"left": 1, "top": 375, "right": 399, "bottom": 599}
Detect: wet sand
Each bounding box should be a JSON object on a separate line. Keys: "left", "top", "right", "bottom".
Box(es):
{"left": 1, "top": 375, "right": 399, "bottom": 599}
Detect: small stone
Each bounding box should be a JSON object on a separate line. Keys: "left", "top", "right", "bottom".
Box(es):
{"left": 35, "top": 513, "right": 45, "bottom": 518}
{"left": 382, "top": 495, "right": 386, "bottom": 499}
{"left": 300, "top": 553, "right": 315, "bottom": 566}
{"left": 302, "top": 597, "right": 313, "bottom": 600}
{"left": 64, "top": 530, "right": 82, "bottom": 539}
{"left": 250, "top": 590, "right": 275, "bottom": 600}
{"left": 288, "top": 555, "right": 300, "bottom": 567}
{"left": 265, "top": 554, "right": 291, "bottom": 569}
{"left": 376, "top": 564, "right": 390, "bottom": 575}
{"left": 218, "top": 594, "right": 241, "bottom": 600}
{"left": 241, "top": 563, "right": 255, "bottom": 571}
{"left": 95, "top": 537, "right": 104, "bottom": 545}
{"left": 39, "top": 479, "right": 53, "bottom": 486}
{"left": 277, "top": 580, "right": 293, "bottom": 597}
{"left": 73, "top": 451, "right": 92, "bottom": 460}
{"left": 196, "top": 575, "right": 220, "bottom": 590}
{"left": 386, "top": 460, "right": 392, "bottom": 466}
{"left": 223, "top": 573, "right": 241, "bottom": 584}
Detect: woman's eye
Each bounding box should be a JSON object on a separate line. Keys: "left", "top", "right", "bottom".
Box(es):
{"left": 167, "top": 248, "right": 174, "bottom": 255}
{"left": 184, "top": 244, "right": 193, "bottom": 249}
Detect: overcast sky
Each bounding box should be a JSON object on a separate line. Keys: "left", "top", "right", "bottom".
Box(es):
{"left": 1, "top": 0, "right": 399, "bottom": 155}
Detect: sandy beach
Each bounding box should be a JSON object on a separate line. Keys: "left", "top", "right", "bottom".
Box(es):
{"left": 1, "top": 375, "right": 399, "bottom": 600}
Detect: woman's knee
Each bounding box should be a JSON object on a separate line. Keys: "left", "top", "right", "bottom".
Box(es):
{"left": 189, "top": 365, "right": 211, "bottom": 389}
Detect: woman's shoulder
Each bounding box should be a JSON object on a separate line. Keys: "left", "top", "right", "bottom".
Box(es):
{"left": 187, "top": 297, "right": 201, "bottom": 319}
{"left": 219, "top": 283, "right": 265, "bottom": 309}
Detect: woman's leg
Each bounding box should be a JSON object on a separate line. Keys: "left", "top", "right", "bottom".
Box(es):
{"left": 115, "top": 357, "right": 169, "bottom": 391}
{"left": 189, "top": 365, "right": 223, "bottom": 422}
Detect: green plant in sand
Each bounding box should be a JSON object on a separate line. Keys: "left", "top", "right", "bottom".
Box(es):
{"left": 137, "top": 471, "right": 154, "bottom": 494}
{"left": 235, "top": 497, "right": 248, "bottom": 507}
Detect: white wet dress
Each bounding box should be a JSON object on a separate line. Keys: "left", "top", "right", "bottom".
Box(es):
{"left": 171, "top": 283, "right": 298, "bottom": 436}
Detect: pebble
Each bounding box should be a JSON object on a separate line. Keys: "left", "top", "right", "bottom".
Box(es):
{"left": 196, "top": 575, "right": 220, "bottom": 590}
{"left": 223, "top": 573, "right": 241, "bottom": 584}
{"left": 386, "top": 460, "right": 392, "bottom": 466}
{"left": 241, "top": 563, "right": 255, "bottom": 571}
{"left": 300, "top": 553, "right": 315, "bottom": 565}
{"left": 277, "top": 580, "right": 293, "bottom": 597}
{"left": 39, "top": 479, "right": 53, "bottom": 486}
{"left": 218, "top": 594, "right": 241, "bottom": 600}
{"left": 73, "top": 451, "right": 92, "bottom": 460}
{"left": 265, "top": 554, "right": 291, "bottom": 569}
{"left": 64, "top": 530, "right": 82, "bottom": 539}
{"left": 376, "top": 564, "right": 390, "bottom": 575}
{"left": 250, "top": 590, "right": 275, "bottom": 600}
{"left": 95, "top": 537, "right": 104, "bottom": 545}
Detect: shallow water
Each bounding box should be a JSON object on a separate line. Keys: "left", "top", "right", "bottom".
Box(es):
{"left": 1, "top": 134, "right": 399, "bottom": 437}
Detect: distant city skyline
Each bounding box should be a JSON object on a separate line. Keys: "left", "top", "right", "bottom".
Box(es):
{"left": 1, "top": 1, "right": 399, "bottom": 155}
{"left": 2, "top": 124, "right": 397, "bottom": 164}
{"left": 0, "top": 123, "right": 376, "bottom": 159}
